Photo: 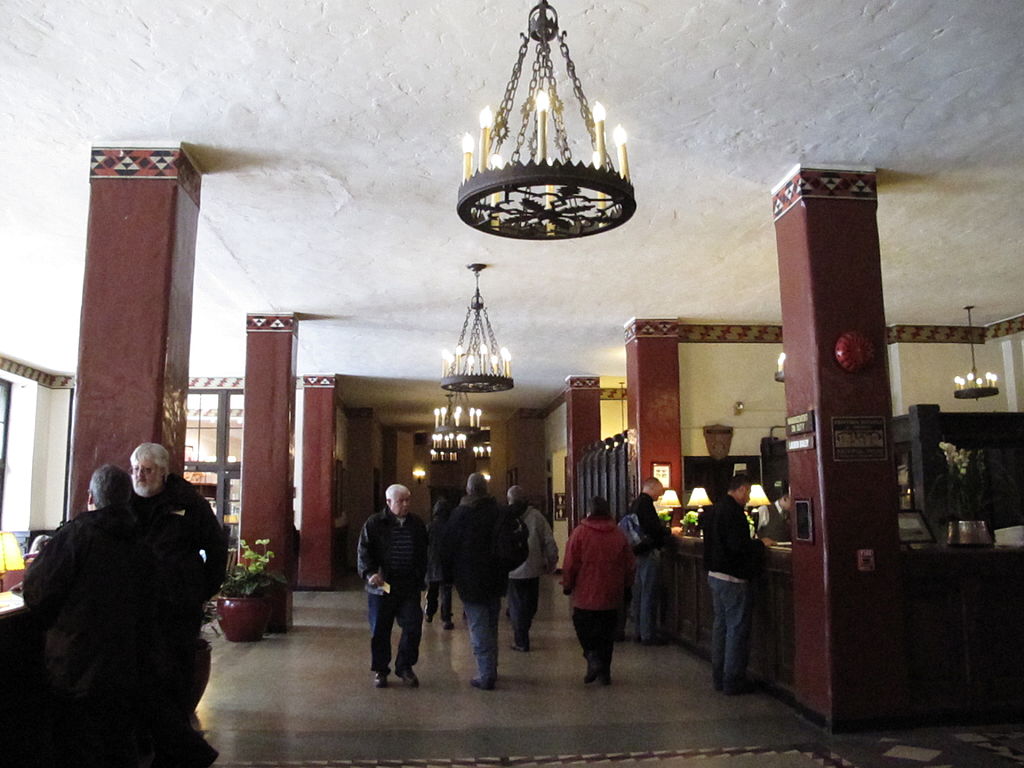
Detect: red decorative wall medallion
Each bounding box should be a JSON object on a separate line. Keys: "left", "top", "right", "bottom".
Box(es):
{"left": 834, "top": 331, "right": 875, "bottom": 372}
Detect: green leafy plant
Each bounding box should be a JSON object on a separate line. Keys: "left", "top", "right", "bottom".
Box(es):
{"left": 682, "top": 510, "right": 700, "bottom": 527}
{"left": 220, "top": 538, "right": 286, "bottom": 598}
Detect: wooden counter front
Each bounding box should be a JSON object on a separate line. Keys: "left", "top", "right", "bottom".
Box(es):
{"left": 658, "top": 535, "right": 794, "bottom": 692}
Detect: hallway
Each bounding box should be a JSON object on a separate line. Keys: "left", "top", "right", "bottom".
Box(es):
{"left": 197, "top": 576, "right": 1022, "bottom": 768}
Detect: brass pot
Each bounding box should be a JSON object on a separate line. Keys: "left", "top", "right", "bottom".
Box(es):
{"left": 946, "top": 520, "right": 993, "bottom": 547}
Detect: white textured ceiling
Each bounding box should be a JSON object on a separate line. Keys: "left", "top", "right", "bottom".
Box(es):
{"left": 2, "top": 0, "right": 1022, "bottom": 427}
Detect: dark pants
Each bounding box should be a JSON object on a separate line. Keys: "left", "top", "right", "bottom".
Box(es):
{"left": 368, "top": 589, "right": 423, "bottom": 675}
{"left": 52, "top": 694, "right": 140, "bottom": 768}
{"left": 507, "top": 577, "right": 540, "bottom": 650}
{"left": 572, "top": 608, "right": 618, "bottom": 676}
{"left": 707, "top": 574, "right": 753, "bottom": 692}
{"left": 425, "top": 581, "right": 453, "bottom": 622}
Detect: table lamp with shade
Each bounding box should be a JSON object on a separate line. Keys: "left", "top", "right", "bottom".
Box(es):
{"left": 0, "top": 531, "right": 26, "bottom": 591}
{"left": 683, "top": 487, "right": 712, "bottom": 536}
{"left": 657, "top": 488, "right": 682, "bottom": 527}
{"left": 746, "top": 484, "right": 772, "bottom": 536}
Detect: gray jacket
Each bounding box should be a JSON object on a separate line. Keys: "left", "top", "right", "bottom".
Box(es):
{"left": 509, "top": 505, "right": 559, "bottom": 579}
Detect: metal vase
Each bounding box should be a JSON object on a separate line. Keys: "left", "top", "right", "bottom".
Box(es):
{"left": 946, "top": 520, "right": 994, "bottom": 547}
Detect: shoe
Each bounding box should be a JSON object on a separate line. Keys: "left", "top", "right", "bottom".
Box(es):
{"left": 724, "top": 680, "right": 756, "bottom": 696}
{"left": 425, "top": 614, "right": 433, "bottom": 623}
{"left": 443, "top": 621, "right": 455, "bottom": 630}
{"left": 583, "top": 653, "right": 600, "bottom": 684}
{"left": 510, "top": 644, "right": 529, "bottom": 652}
{"left": 396, "top": 669, "right": 419, "bottom": 688}
{"left": 470, "top": 677, "right": 495, "bottom": 690}
{"left": 373, "top": 672, "right": 388, "bottom": 688}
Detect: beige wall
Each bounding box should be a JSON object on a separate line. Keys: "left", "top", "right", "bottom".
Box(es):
{"left": 678, "top": 343, "right": 787, "bottom": 457}
{"left": 889, "top": 340, "right": 1011, "bottom": 415}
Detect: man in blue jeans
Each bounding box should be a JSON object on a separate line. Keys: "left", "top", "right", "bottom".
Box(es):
{"left": 701, "top": 473, "right": 776, "bottom": 695}
{"left": 442, "top": 473, "right": 506, "bottom": 689}
{"left": 629, "top": 477, "right": 668, "bottom": 644}
{"left": 357, "top": 484, "right": 429, "bottom": 689}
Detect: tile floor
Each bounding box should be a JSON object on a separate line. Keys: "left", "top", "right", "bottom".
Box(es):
{"left": 197, "top": 576, "right": 1022, "bottom": 768}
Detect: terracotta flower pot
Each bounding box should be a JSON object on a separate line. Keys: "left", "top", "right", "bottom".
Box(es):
{"left": 217, "top": 595, "right": 272, "bottom": 642}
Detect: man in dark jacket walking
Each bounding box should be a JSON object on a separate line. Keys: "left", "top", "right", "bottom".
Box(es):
{"left": 442, "top": 472, "right": 505, "bottom": 690}
{"left": 702, "top": 473, "right": 775, "bottom": 695}
{"left": 23, "top": 464, "right": 154, "bottom": 768}
{"left": 357, "top": 483, "right": 429, "bottom": 688}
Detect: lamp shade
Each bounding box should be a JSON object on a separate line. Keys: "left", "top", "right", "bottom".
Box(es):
{"left": 0, "top": 532, "right": 25, "bottom": 574}
{"left": 686, "top": 487, "right": 712, "bottom": 509}
{"left": 658, "top": 489, "right": 681, "bottom": 508}
{"left": 748, "top": 484, "right": 771, "bottom": 508}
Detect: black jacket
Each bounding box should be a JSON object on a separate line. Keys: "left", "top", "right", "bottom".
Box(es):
{"left": 356, "top": 509, "right": 429, "bottom": 593}
{"left": 441, "top": 493, "right": 506, "bottom": 602}
{"left": 631, "top": 492, "right": 670, "bottom": 554}
{"left": 702, "top": 494, "right": 765, "bottom": 581}
{"left": 130, "top": 474, "right": 228, "bottom": 616}
{"left": 23, "top": 504, "right": 156, "bottom": 699}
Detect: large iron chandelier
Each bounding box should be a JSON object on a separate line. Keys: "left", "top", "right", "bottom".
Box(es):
{"left": 953, "top": 305, "right": 999, "bottom": 399}
{"left": 456, "top": 0, "right": 636, "bottom": 240}
{"left": 441, "top": 264, "right": 513, "bottom": 392}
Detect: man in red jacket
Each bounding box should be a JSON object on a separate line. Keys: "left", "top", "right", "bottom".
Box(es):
{"left": 562, "top": 496, "right": 636, "bottom": 685}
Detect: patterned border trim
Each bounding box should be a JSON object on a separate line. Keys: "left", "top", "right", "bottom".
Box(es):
{"left": 772, "top": 167, "right": 877, "bottom": 221}
{"left": 601, "top": 387, "right": 627, "bottom": 400}
{"left": 90, "top": 147, "right": 202, "bottom": 206}
{"left": 216, "top": 744, "right": 862, "bottom": 768}
{"left": 678, "top": 325, "right": 783, "bottom": 343}
{"left": 987, "top": 314, "right": 1024, "bottom": 340}
{"left": 246, "top": 314, "right": 297, "bottom": 333}
{"left": 886, "top": 325, "right": 982, "bottom": 344}
{"left": 190, "top": 377, "right": 244, "bottom": 389}
{"left": 565, "top": 376, "right": 600, "bottom": 390}
{"left": 303, "top": 375, "right": 338, "bottom": 388}
{"left": 0, "top": 356, "right": 74, "bottom": 389}
{"left": 624, "top": 319, "right": 679, "bottom": 343}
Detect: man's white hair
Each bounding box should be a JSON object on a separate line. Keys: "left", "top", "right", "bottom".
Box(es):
{"left": 131, "top": 442, "right": 170, "bottom": 471}
{"left": 385, "top": 483, "right": 410, "bottom": 500}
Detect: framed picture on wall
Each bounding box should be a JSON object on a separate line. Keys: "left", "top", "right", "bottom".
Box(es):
{"left": 652, "top": 463, "right": 671, "bottom": 489}
{"left": 553, "top": 492, "right": 567, "bottom": 520}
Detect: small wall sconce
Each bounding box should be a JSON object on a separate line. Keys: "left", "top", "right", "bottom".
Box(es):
{"left": 412, "top": 468, "right": 426, "bottom": 485}
{"left": 733, "top": 401, "right": 745, "bottom": 415}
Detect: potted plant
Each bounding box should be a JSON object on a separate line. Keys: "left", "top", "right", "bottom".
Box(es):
{"left": 681, "top": 510, "right": 701, "bottom": 537}
{"left": 216, "top": 538, "right": 286, "bottom": 642}
{"left": 938, "top": 441, "right": 993, "bottom": 546}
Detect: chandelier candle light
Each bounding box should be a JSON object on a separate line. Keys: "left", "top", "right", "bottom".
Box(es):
{"left": 441, "top": 264, "right": 513, "bottom": 393}
{"left": 456, "top": 0, "right": 636, "bottom": 239}
{"left": 953, "top": 305, "right": 999, "bottom": 399}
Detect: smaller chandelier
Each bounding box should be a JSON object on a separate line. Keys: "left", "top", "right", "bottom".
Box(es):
{"left": 441, "top": 264, "right": 513, "bottom": 393}
{"left": 456, "top": 0, "right": 636, "bottom": 240}
{"left": 433, "top": 392, "right": 483, "bottom": 434}
{"left": 430, "top": 448, "right": 460, "bottom": 465}
{"left": 953, "top": 305, "right": 999, "bottom": 399}
{"left": 473, "top": 444, "right": 492, "bottom": 459}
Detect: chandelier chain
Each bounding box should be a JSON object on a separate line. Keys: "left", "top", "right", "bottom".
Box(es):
{"left": 559, "top": 32, "right": 604, "bottom": 166}
{"left": 512, "top": 47, "right": 545, "bottom": 164}
{"left": 493, "top": 33, "right": 530, "bottom": 152}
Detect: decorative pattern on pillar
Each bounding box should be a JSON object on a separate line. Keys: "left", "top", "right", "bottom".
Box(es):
{"left": 771, "top": 165, "right": 905, "bottom": 726}
{"left": 298, "top": 375, "right": 339, "bottom": 589}
{"left": 564, "top": 376, "right": 601, "bottom": 529}
{"left": 624, "top": 319, "right": 682, "bottom": 497}
{"left": 241, "top": 313, "right": 297, "bottom": 630}
{"left": 69, "top": 146, "right": 201, "bottom": 514}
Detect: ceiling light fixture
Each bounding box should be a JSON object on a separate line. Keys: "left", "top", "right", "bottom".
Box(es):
{"left": 953, "top": 305, "right": 999, "bottom": 399}
{"left": 456, "top": 0, "right": 636, "bottom": 240}
{"left": 441, "top": 264, "right": 513, "bottom": 393}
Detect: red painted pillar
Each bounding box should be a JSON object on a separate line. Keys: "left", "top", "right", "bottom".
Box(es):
{"left": 564, "top": 376, "right": 602, "bottom": 529}
{"left": 772, "top": 166, "right": 906, "bottom": 726}
{"left": 69, "top": 147, "right": 202, "bottom": 515}
{"left": 241, "top": 313, "right": 297, "bottom": 630}
{"left": 298, "top": 374, "right": 339, "bottom": 589}
{"left": 624, "top": 319, "right": 682, "bottom": 495}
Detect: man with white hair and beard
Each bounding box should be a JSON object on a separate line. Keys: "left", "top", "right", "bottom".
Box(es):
{"left": 130, "top": 442, "right": 226, "bottom": 768}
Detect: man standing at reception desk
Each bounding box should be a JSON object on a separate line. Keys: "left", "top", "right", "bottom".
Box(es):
{"left": 702, "top": 473, "right": 775, "bottom": 695}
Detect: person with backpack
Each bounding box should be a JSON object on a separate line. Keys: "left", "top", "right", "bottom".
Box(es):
{"left": 505, "top": 485, "right": 559, "bottom": 652}
{"left": 562, "top": 496, "right": 636, "bottom": 685}
{"left": 441, "top": 473, "right": 512, "bottom": 690}
{"left": 629, "top": 477, "right": 669, "bottom": 644}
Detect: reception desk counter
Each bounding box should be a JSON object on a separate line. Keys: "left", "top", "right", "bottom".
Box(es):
{"left": 658, "top": 535, "right": 1024, "bottom": 721}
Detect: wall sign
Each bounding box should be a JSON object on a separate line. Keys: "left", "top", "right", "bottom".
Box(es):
{"left": 786, "top": 410, "right": 815, "bottom": 436}
{"left": 832, "top": 416, "right": 887, "bottom": 461}
{"left": 786, "top": 434, "right": 816, "bottom": 452}
{"left": 652, "top": 463, "right": 671, "bottom": 489}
